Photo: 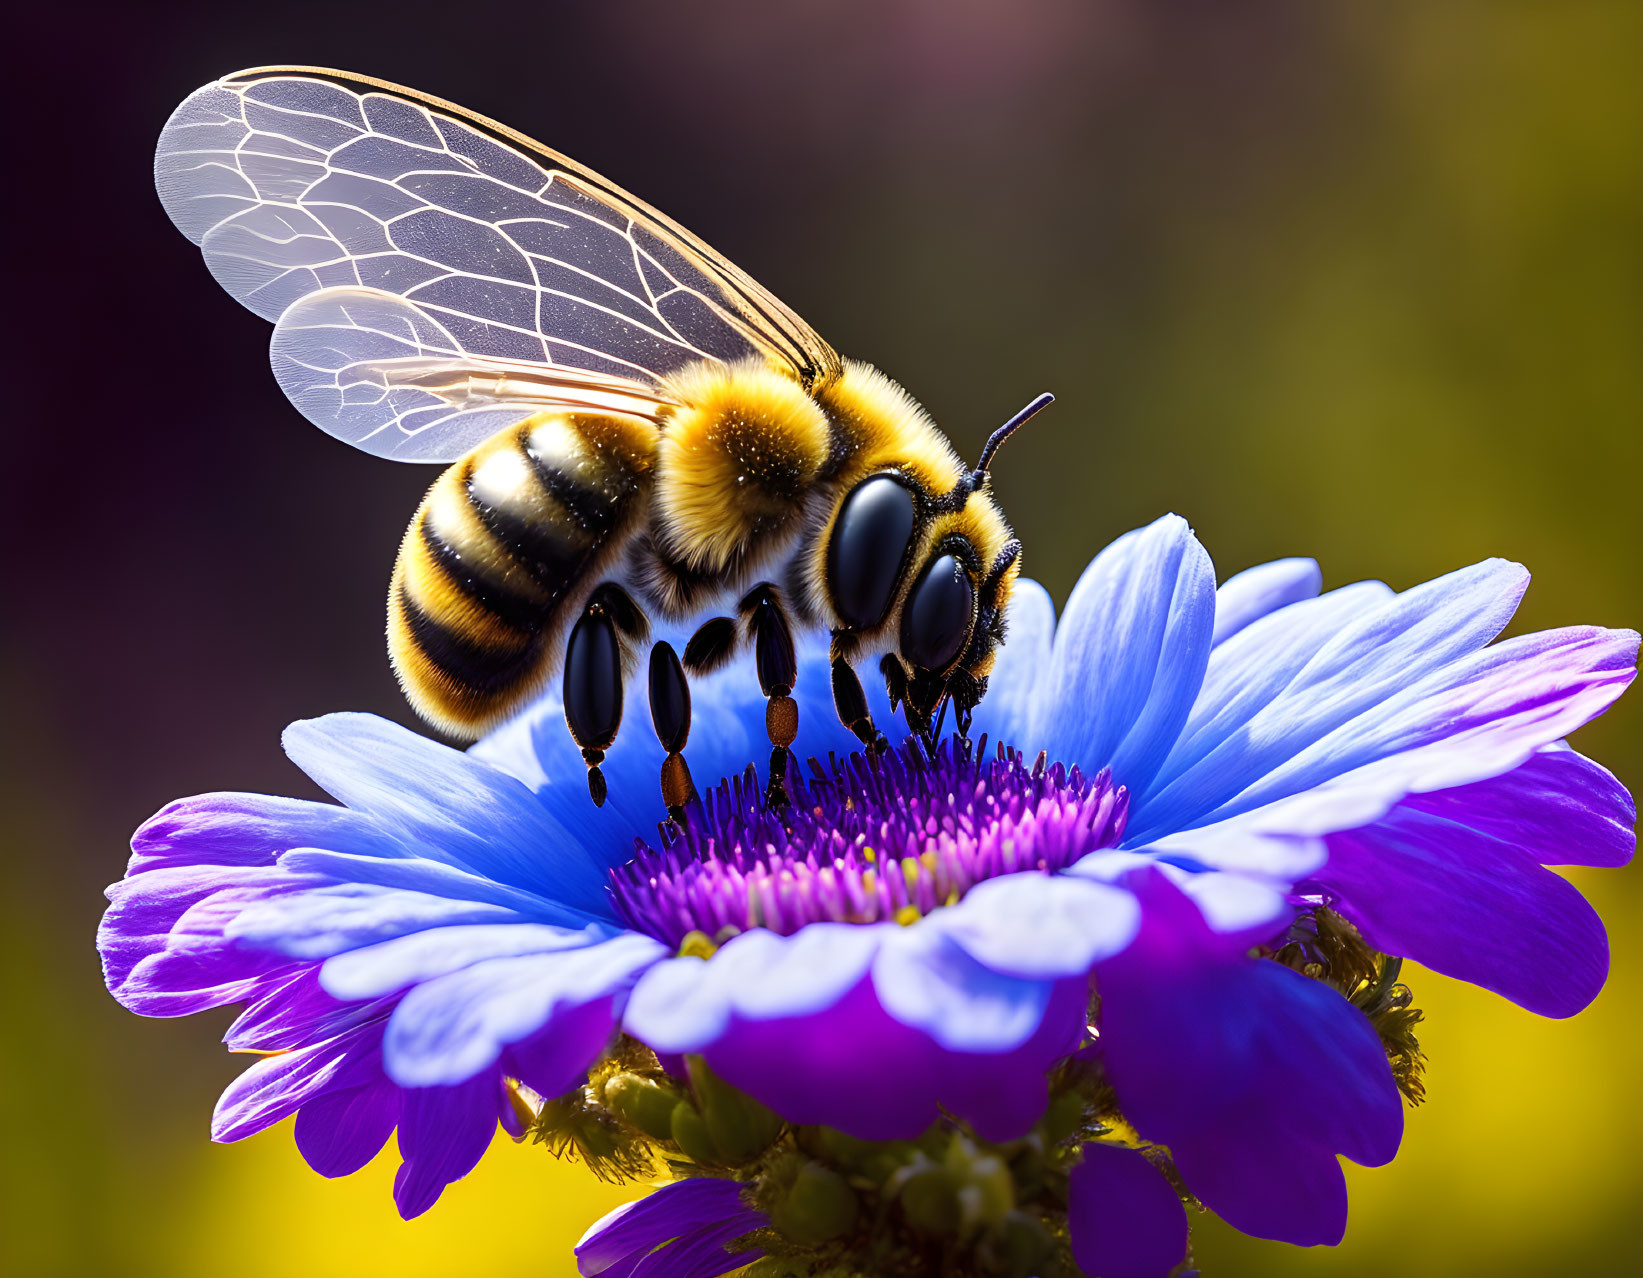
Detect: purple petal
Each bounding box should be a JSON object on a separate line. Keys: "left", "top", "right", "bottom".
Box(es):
{"left": 697, "top": 974, "right": 1084, "bottom": 1142}
{"left": 1038, "top": 515, "right": 1217, "bottom": 794}
{"left": 624, "top": 923, "right": 1081, "bottom": 1138}
{"left": 211, "top": 1021, "right": 383, "bottom": 1142}
{"left": 1098, "top": 870, "right": 1401, "bottom": 1244}
{"left": 294, "top": 1076, "right": 401, "bottom": 1177}
{"left": 1211, "top": 557, "right": 1322, "bottom": 646}
{"left": 1316, "top": 806, "right": 1609, "bottom": 1016}
{"left": 128, "top": 791, "right": 404, "bottom": 874}
{"left": 1402, "top": 746, "right": 1635, "bottom": 868}
{"left": 100, "top": 864, "right": 306, "bottom": 1015}
{"left": 1068, "top": 1143, "right": 1188, "bottom": 1278}
{"left": 392, "top": 1073, "right": 497, "bottom": 1218}
{"left": 628, "top": 1215, "right": 763, "bottom": 1278}
{"left": 223, "top": 966, "right": 383, "bottom": 1051}
{"left": 1170, "top": 1110, "right": 1350, "bottom": 1247}
{"left": 578, "top": 1180, "right": 747, "bottom": 1273}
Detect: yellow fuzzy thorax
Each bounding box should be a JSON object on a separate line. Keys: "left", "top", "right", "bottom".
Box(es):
{"left": 815, "top": 360, "right": 968, "bottom": 495}
{"left": 655, "top": 360, "right": 832, "bottom": 574}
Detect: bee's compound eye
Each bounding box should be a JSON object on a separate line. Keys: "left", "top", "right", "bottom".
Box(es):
{"left": 899, "top": 554, "right": 974, "bottom": 672}
{"left": 827, "top": 475, "right": 917, "bottom": 630}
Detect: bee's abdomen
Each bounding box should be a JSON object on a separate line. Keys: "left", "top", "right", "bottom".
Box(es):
{"left": 390, "top": 413, "right": 655, "bottom": 737}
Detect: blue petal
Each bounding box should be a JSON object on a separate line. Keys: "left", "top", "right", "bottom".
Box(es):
{"left": 1037, "top": 515, "right": 1216, "bottom": 795}
{"left": 275, "top": 848, "right": 586, "bottom": 921}
{"left": 321, "top": 921, "right": 618, "bottom": 1001}
{"left": 1064, "top": 854, "right": 1294, "bottom": 941}
{"left": 382, "top": 932, "right": 666, "bottom": 1086}
{"left": 624, "top": 926, "right": 1083, "bottom": 1141}
{"left": 227, "top": 880, "right": 543, "bottom": 959}
{"left": 967, "top": 577, "right": 1055, "bottom": 748}
{"left": 925, "top": 871, "right": 1141, "bottom": 979}
{"left": 474, "top": 632, "right": 894, "bottom": 856}
{"left": 1134, "top": 561, "right": 1635, "bottom": 838}
{"left": 1136, "top": 579, "right": 1397, "bottom": 831}
{"left": 283, "top": 713, "right": 613, "bottom": 914}
{"left": 871, "top": 924, "right": 1055, "bottom": 1052}
{"left": 1224, "top": 625, "right": 1636, "bottom": 819}
{"left": 1211, "top": 557, "right": 1322, "bottom": 646}
{"left": 622, "top": 924, "right": 884, "bottom": 1054}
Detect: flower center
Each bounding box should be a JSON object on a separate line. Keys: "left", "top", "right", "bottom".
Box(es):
{"left": 609, "top": 736, "right": 1130, "bottom": 947}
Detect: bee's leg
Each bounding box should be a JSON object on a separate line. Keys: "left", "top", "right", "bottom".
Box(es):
{"left": 881, "top": 655, "right": 908, "bottom": 722}
{"left": 740, "top": 585, "right": 799, "bottom": 809}
{"left": 682, "top": 615, "right": 739, "bottom": 675}
{"left": 647, "top": 640, "right": 696, "bottom": 823}
{"left": 829, "top": 651, "right": 890, "bottom": 757}
{"left": 564, "top": 584, "right": 648, "bottom": 807}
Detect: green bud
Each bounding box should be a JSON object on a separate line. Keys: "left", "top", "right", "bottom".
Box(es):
{"left": 772, "top": 1160, "right": 860, "bottom": 1246}
{"left": 669, "top": 1100, "right": 721, "bottom": 1166}
{"left": 1038, "top": 1086, "right": 1088, "bottom": 1146}
{"left": 688, "top": 1056, "right": 783, "bottom": 1162}
{"left": 958, "top": 1157, "right": 1015, "bottom": 1232}
{"left": 603, "top": 1071, "right": 684, "bottom": 1143}
{"left": 986, "top": 1210, "right": 1056, "bottom": 1278}
{"left": 896, "top": 1165, "right": 962, "bottom": 1236}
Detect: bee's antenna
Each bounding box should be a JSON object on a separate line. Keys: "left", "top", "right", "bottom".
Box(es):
{"left": 974, "top": 392, "right": 1054, "bottom": 477}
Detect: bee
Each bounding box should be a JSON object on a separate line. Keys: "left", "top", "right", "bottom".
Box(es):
{"left": 156, "top": 66, "right": 1051, "bottom": 811}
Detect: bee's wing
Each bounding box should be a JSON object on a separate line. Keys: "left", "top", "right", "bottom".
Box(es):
{"left": 268, "top": 285, "right": 666, "bottom": 460}
{"left": 156, "top": 66, "right": 840, "bottom": 462}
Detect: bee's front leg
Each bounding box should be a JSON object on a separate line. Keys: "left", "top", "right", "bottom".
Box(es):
{"left": 563, "top": 583, "right": 648, "bottom": 807}
{"left": 740, "top": 584, "right": 799, "bottom": 810}
{"left": 646, "top": 639, "right": 697, "bottom": 823}
{"left": 829, "top": 646, "right": 890, "bottom": 758}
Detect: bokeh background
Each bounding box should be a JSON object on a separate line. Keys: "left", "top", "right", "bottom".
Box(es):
{"left": 5, "top": 0, "right": 1639, "bottom": 1273}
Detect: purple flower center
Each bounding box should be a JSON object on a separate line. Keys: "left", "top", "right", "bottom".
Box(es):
{"left": 609, "top": 736, "right": 1129, "bottom": 947}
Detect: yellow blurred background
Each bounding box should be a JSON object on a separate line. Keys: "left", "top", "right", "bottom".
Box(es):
{"left": 4, "top": 1, "right": 1639, "bottom": 1274}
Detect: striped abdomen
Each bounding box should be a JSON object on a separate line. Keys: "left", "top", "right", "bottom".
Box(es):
{"left": 389, "top": 411, "right": 657, "bottom": 737}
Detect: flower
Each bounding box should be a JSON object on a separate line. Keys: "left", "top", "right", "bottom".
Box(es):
{"left": 575, "top": 1177, "right": 767, "bottom": 1278}
{"left": 100, "top": 514, "right": 1635, "bottom": 1273}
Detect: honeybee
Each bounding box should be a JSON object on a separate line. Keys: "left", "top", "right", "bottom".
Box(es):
{"left": 157, "top": 66, "right": 1051, "bottom": 811}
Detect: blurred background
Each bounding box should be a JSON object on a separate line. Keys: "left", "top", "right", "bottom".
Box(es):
{"left": 4, "top": 0, "right": 1639, "bottom": 1273}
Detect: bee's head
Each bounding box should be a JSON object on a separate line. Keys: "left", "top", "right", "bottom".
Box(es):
{"left": 887, "top": 536, "right": 1020, "bottom": 742}
{"left": 823, "top": 391, "right": 1047, "bottom": 746}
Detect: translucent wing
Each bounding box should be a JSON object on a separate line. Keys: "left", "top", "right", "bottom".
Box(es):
{"left": 156, "top": 66, "right": 840, "bottom": 462}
